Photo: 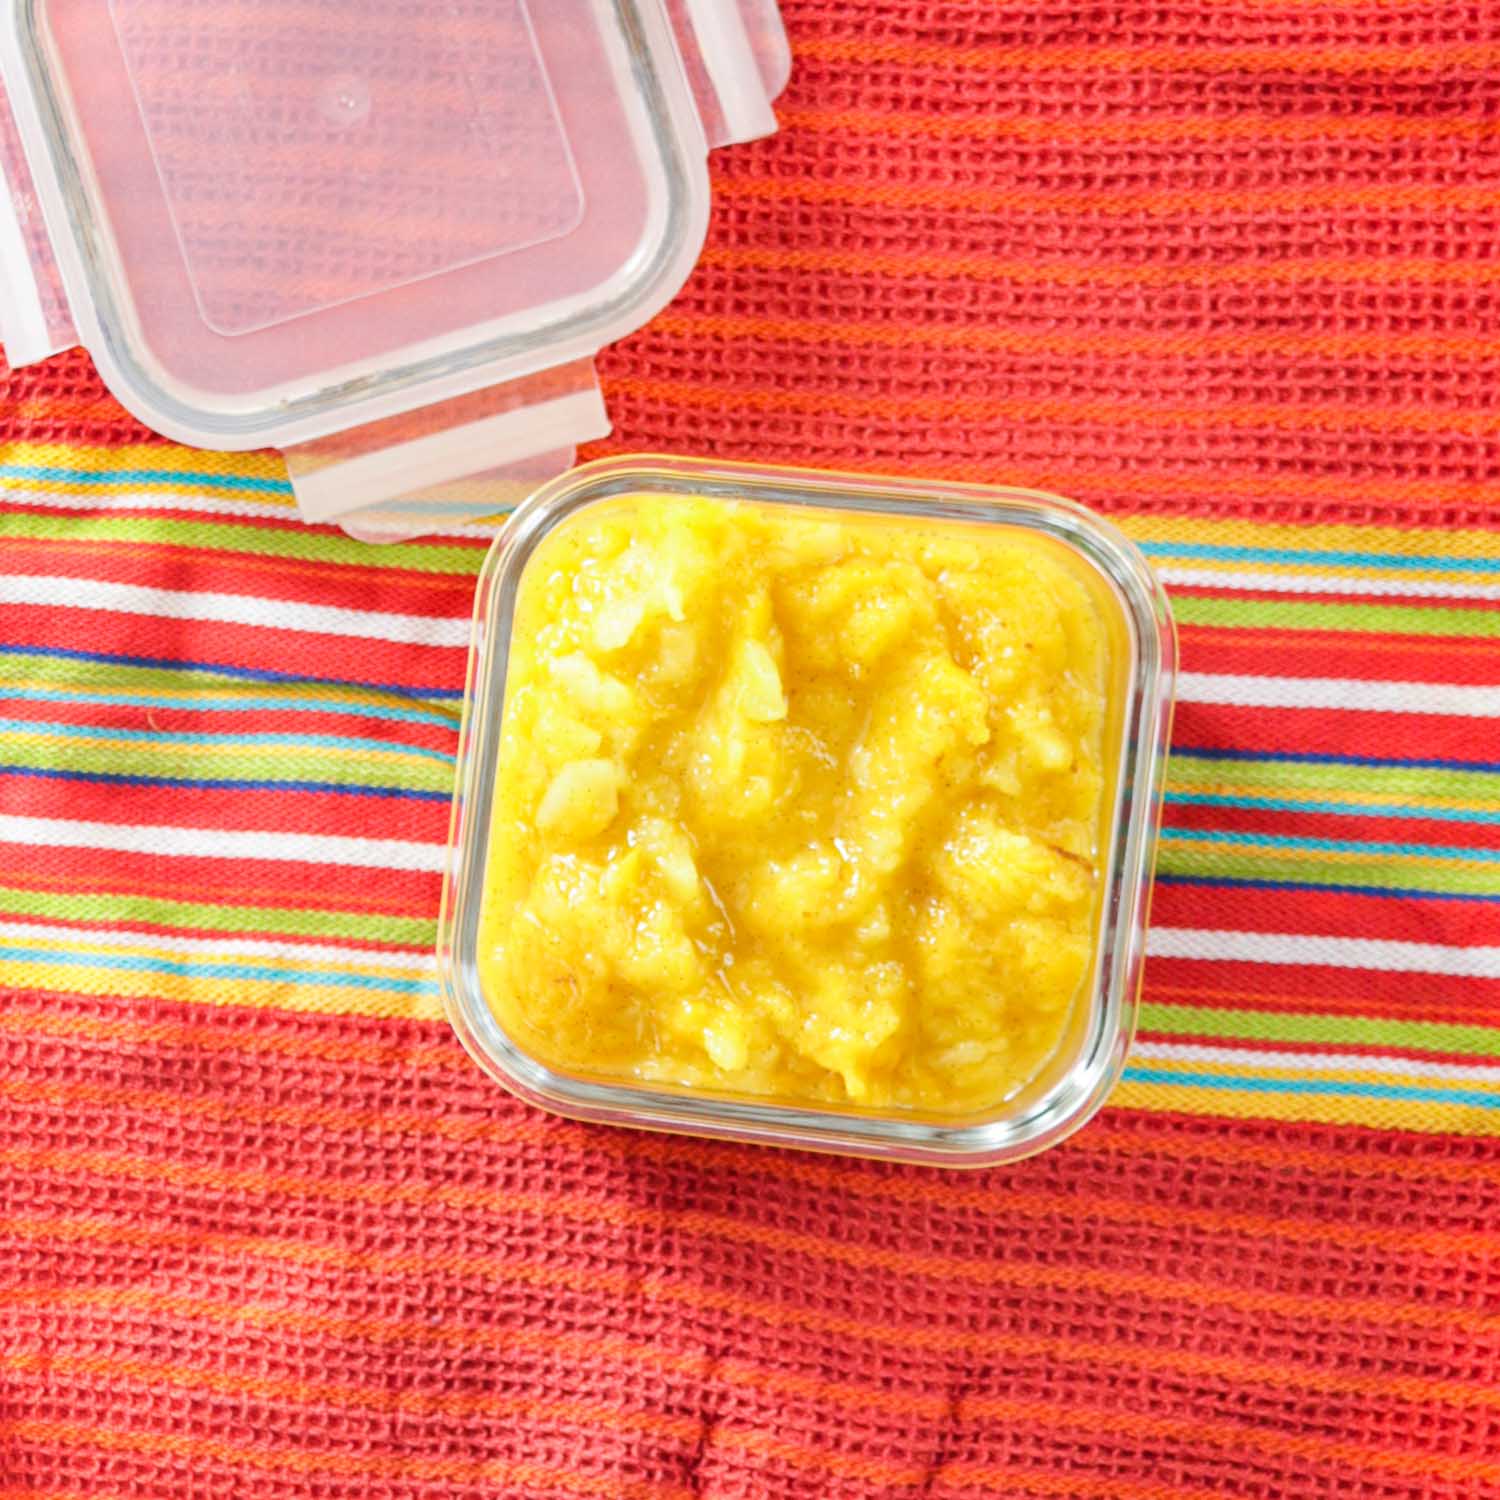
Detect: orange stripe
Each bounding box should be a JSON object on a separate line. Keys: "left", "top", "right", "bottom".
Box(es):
{"left": 1086, "top": 1114, "right": 1498, "bottom": 1184}
{"left": 2, "top": 1313, "right": 935, "bottom": 1424}
{"left": 0, "top": 864, "right": 448, "bottom": 919}
{"left": 1178, "top": 626, "right": 1500, "bottom": 659}
{"left": 776, "top": 107, "right": 1495, "bottom": 148}
{"left": 949, "top": 1402, "right": 1500, "bottom": 1484}
{"left": 715, "top": 172, "right": 1500, "bottom": 219}
{"left": 610, "top": 376, "right": 1500, "bottom": 436}
{"left": 1144, "top": 981, "right": 1496, "bottom": 1026}
{"left": 5, "top": 1074, "right": 1494, "bottom": 1260}
{"left": 0, "top": 1073, "right": 539, "bottom": 1148}
{"left": 8, "top": 1076, "right": 1500, "bottom": 1338}
{"left": 5, "top": 1349, "right": 1493, "bottom": 1486}
{"left": 6, "top": 1166, "right": 1496, "bottom": 1360}
{"left": 0, "top": 1355, "right": 924, "bottom": 1489}
{"left": 795, "top": 37, "right": 1500, "bottom": 75}
{"left": 0, "top": 1491, "right": 666, "bottom": 1500}
{"left": 912, "top": 1477, "right": 1229, "bottom": 1500}
{"left": 5, "top": 1006, "right": 1496, "bottom": 1201}
{"left": 3, "top": 1131, "right": 1494, "bottom": 1271}
{"left": 0, "top": 1350, "right": 708, "bottom": 1433}
{"left": 0, "top": 1000, "right": 460, "bottom": 1068}
{"left": 0, "top": 1475, "right": 1218, "bottom": 1500}
{"left": 698, "top": 245, "right": 1500, "bottom": 290}
{"left": 5, "top": 1271, "right": 1494, "bottom": 1420}
{"left": 11, "top": 1218, "right": 1500, "bottom": 1416}
{"left": 0, "top": 1420, "right": 693, "bottom": 1497}
{"left": 647, "top": 310, "right": 1500, "bottom": 362}
{"left": 0, "top": 1493, "right": 163, "bottom": 1500}
{"left": 0, "top": 532, "right": 472, "bottom": 591}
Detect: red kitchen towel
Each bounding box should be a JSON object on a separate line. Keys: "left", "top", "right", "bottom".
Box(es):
{"left": 2, "top": 2, "right": 1499, "bottom": 1496}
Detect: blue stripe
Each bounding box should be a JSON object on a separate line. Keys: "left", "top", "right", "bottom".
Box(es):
{"left": 0, "top": 945, "right": 437, "bottom": 994}
{"left": 0, "top": 715, "right": 455, "bottom": 762}
{"left": 0, "top": 687, "right": 459, "bottom": 728}
{"left": 1122, "top": 1067, "right": 1500, "bottom": 1109}
{"left": 1155, "top": 874, "right": 1500, "bottom": 904}
{"left": 1166, "top": 792, "right": 1500, "bottom": 825}
{"left": 1173, "top": 746, "right": 1500, "bottom": 774}
{"left": 0, "top": 765, "right": 452, "bottom": 800}
{"left": 0, "top": 642, "right": 464, "bottom": 700}
{"left": 1137, "top": 540, "right": 1500, "bottom": 575}
{"left": 1164, "top": 827, "right": 1500, "bottom": 863}
{"left": 0, "top": 463, "right": 293, "bottom": 495}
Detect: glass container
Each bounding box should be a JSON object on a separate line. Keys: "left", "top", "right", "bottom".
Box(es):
{"left": 438, "top": 455, "right": 1175, "bottom": 1167}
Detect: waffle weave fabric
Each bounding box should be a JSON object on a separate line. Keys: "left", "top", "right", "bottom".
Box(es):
{"left": 2, "top": 2, "right": 1500, "bottom": 1497}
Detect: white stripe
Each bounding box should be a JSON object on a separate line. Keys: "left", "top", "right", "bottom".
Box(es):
{"left": 1157, "top": 564, "right": 1500, "bottom": 602}
{"left": 0, "top": 918, "right": 433, "bottom": 971}
{"left": 0, "top": 480, "right": 293, "bottom": 522}
{"left": 1148, "top": 927, "right": 1500, "bottom": 979}
{"left": 0, "top": 814, "right": 445, "bottom": 873}
{"left": 1132, "top": 1040, "right": 1500, "bottom": 1085}
{"left": 0, "top": 573, "right": 470, "bottom": 648}
{"left": 0, "top": 481, "right": 502, "bottom": 538}
{"left": 1178, "top": 672, "right": 1500, "bottom": 718}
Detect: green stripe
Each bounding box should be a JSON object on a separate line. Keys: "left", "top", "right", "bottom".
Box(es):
{"left": 1139, "top": 1002, "right": 1500, "bottom": 1060}
{"left": 1168, "top": 755, "right": 1500, "bottom": 801}
{"left": 0, "top": 885, "right": 435, "bottom": 947}
{"left": 1171, "top": 594, "right": 1500, "bottom": 639}
{"left": 1157, "top": 845, "right": 1500, "bottom": 896}
{"left": 0, "top": 735, "right": 455, "bottom": 791}
{"left": 0, "top": 508, "right": 487, "bottom": 576}
{"left": 0, "top": 651, "right": 460, "bottom": 717}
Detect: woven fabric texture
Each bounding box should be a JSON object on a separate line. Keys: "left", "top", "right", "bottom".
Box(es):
{"left": 2, "top": 1, "right": 1500, "bottom": 1496}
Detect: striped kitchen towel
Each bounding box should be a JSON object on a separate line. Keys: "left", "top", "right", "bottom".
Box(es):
{"left": 3, "top": 0, "right": 1500, "bottom": 1495}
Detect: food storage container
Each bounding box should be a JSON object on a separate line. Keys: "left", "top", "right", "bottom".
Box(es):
{"left": 0, "top": 0, "right": 787, "bottom": 536}
{"left": 438, "top": 455, "right": 1176, "bottom": 1167}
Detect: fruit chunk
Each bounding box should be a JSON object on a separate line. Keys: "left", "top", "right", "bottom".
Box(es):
{"left": 536, "top": 758, "right": 622, "bottom": 840}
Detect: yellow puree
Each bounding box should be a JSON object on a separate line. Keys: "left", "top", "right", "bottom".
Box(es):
{"left": 478, "top": 493, "right": 1116, "bottom": 1115}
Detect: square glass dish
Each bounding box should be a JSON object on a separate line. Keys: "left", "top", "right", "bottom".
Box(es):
{"left": 438, "top": 456, "right": 1175, "bottom": 1167}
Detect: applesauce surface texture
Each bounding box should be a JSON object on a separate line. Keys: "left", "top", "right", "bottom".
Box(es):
{"left": 478, "top": 493, "right": 1117, "bottom": 1116}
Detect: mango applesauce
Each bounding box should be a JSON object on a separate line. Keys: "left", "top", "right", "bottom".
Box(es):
{"left": 477, "top": 493, "right": 1121, "bottom": 1115}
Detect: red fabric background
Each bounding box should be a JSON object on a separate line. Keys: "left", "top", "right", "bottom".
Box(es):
{"left": 3, "top": 3, "right": 1499, "bottom": 1497}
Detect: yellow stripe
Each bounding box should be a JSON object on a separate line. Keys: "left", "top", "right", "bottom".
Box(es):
{"left": 0, "top": 934, "right": 429, "bottom": 982}
{"left": 3, "top": 443, "right": 1494, "bottom": 563}
{"left": 1142, "top": 554, "right": 1500, "bottom": 588}
{"left": 1160, "top": 838, "right": 1500, "bottom": 874}
{"left": 0, "top": 442, "right": 288, "bottom": 481}
{"left": 0, "top": 959, "right": 442, "bottom": 1023}
{"left": 0, "top": 729, "right": 440, "bottom": 768}
{"left": 1182, "top": 780, "right": 1500, "bottom": 816}
{"left": 1114, "top": 1080, "right": 1500, "bottom": 1136}
{"left": 0, "top": 474, "right": 294, "bottom": 510}
{"left": 0, "top": 676, "right": 461, "bottom": 720}
{"left": 1137, "top": 1055, "right": 1498, "bottom": 1095}
{"left": 1120, "top": 512, "right": 1500, "bottom": 562}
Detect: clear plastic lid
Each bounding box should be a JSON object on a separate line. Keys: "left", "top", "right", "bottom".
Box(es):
{"left": 0, "top": 1, "right": 787, "bottom": 532}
